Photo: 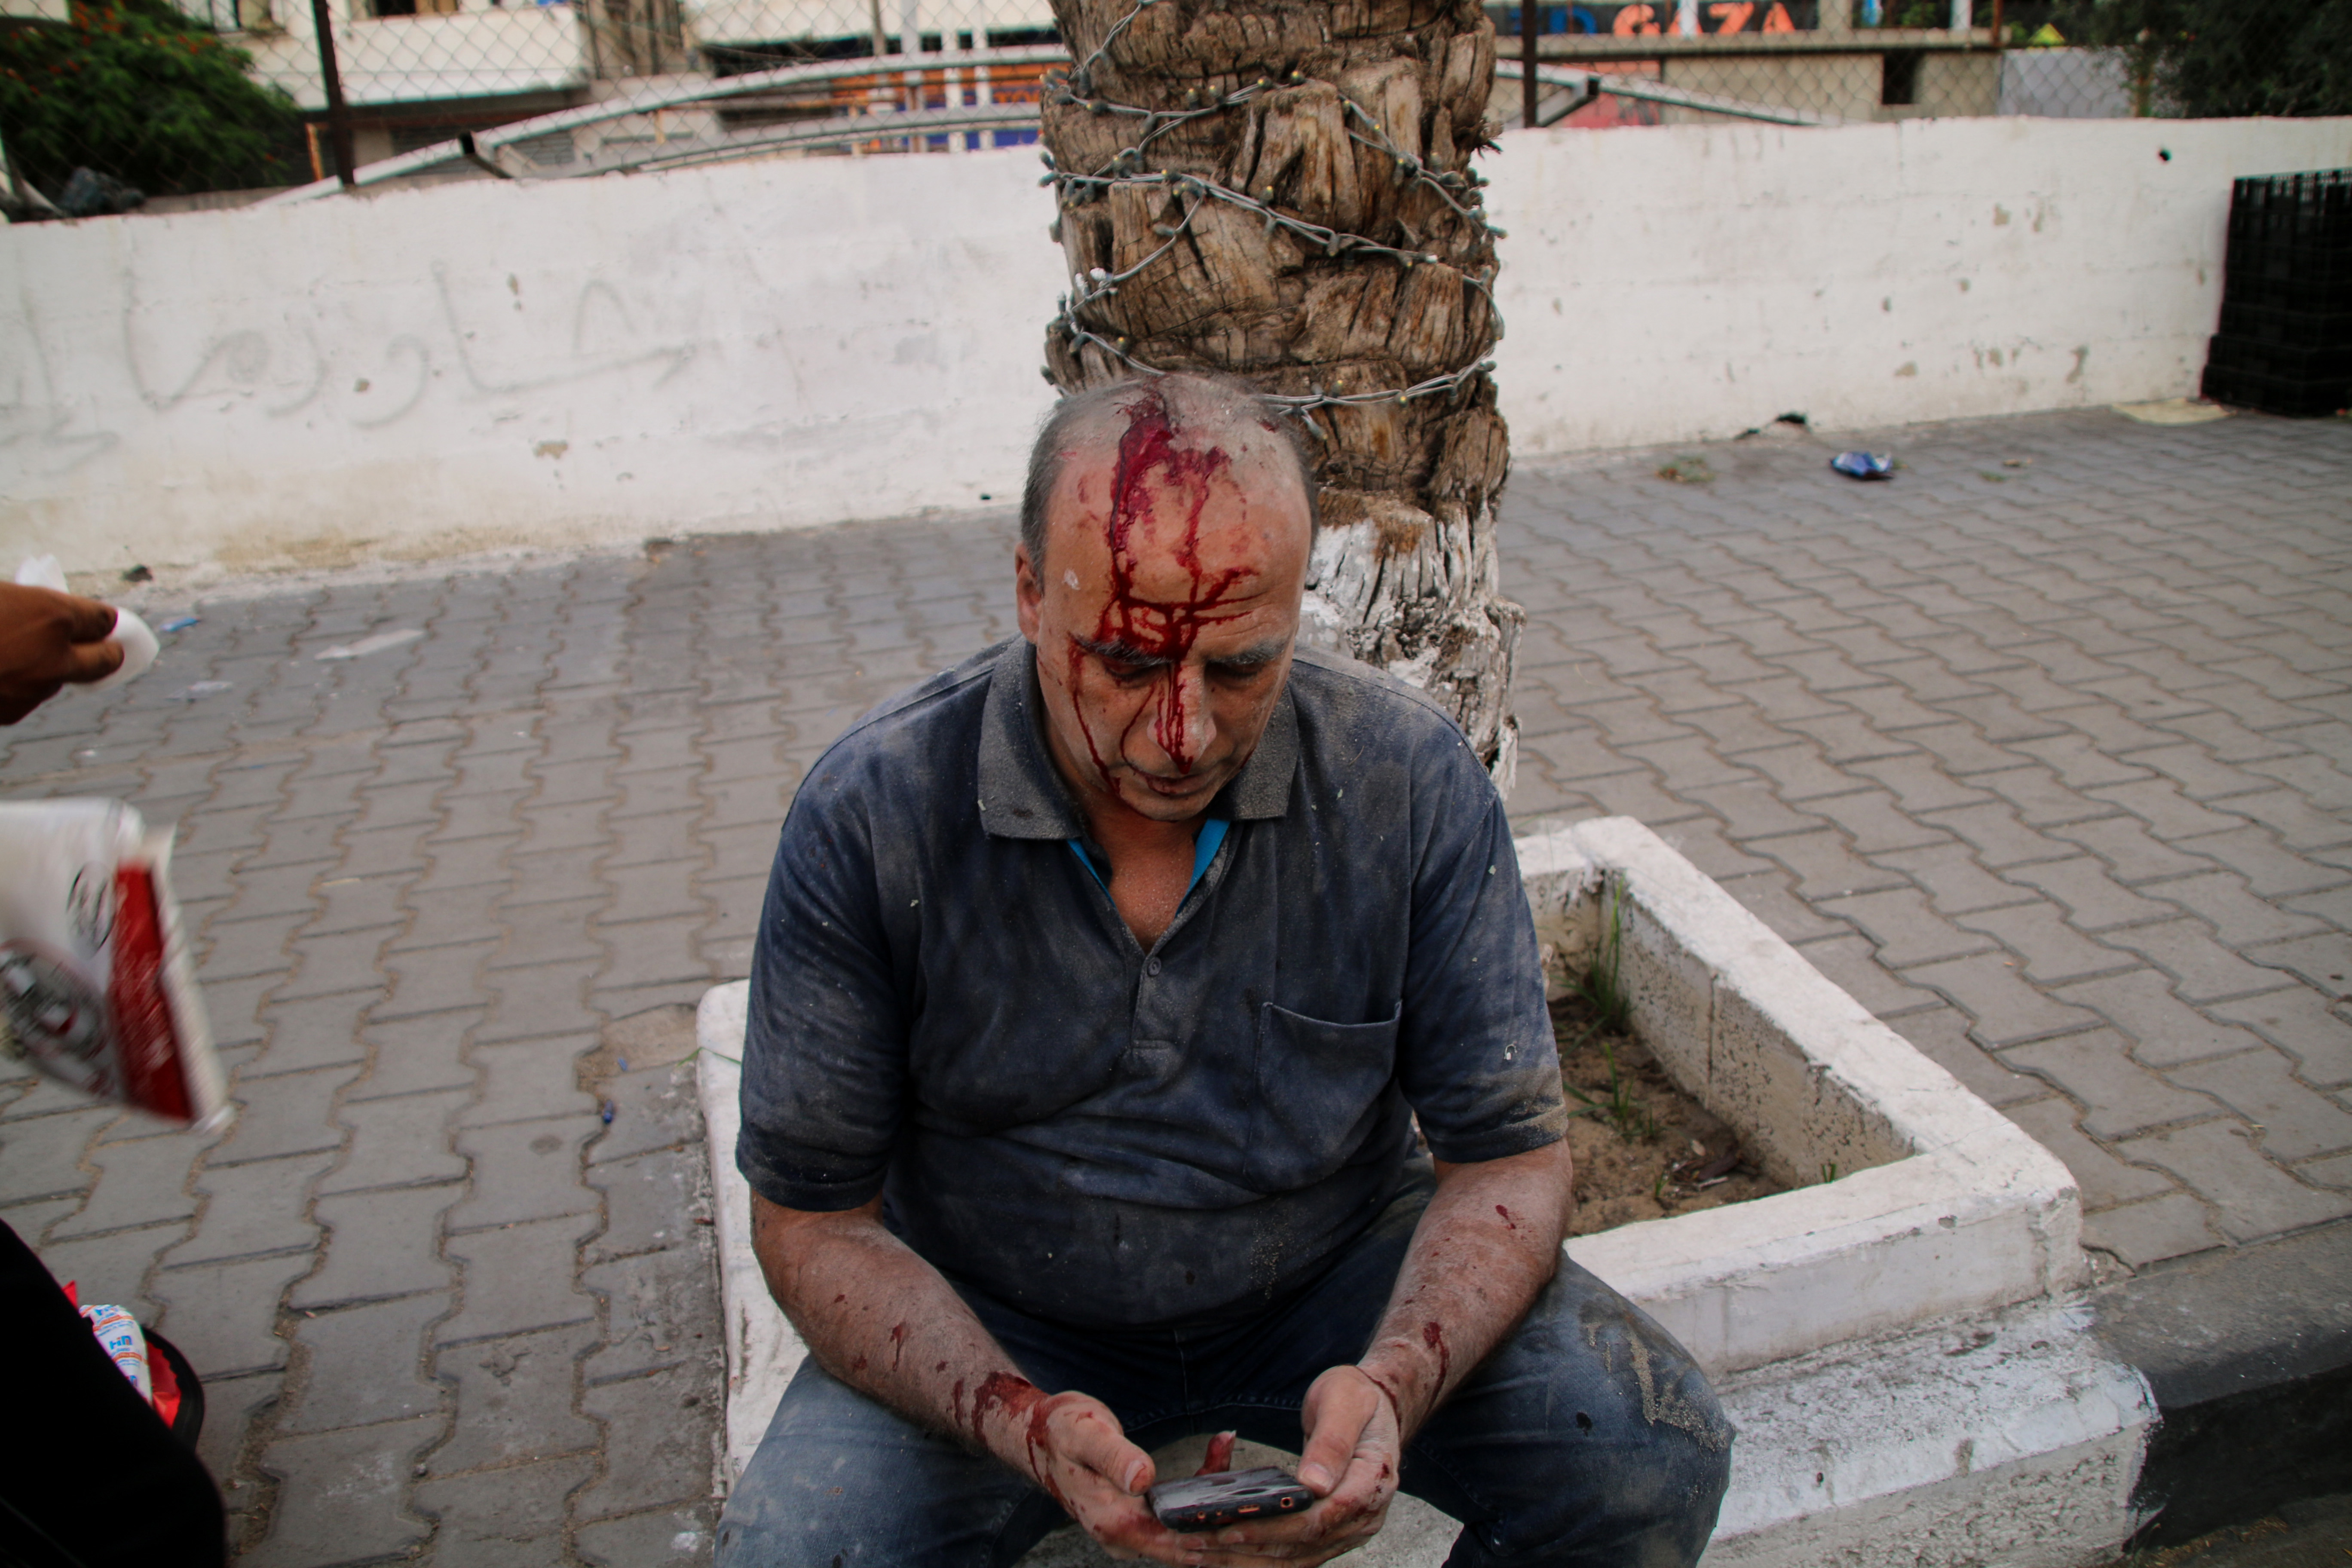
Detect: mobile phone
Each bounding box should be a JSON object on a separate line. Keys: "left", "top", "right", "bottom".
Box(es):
{"left": 1146, "top": 1466, "right": 1317, "bottom": 1531}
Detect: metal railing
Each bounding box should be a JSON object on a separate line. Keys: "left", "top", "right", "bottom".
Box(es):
{"left": 257, "top": 44, "right": 1869, "bottom": 201}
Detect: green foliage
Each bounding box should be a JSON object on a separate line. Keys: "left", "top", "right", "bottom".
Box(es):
{"left": 1577, "top": 873, "right": 1632, "bottom": 1036}
{"left": 2054, "top": 0, "right": 2352, "bottom": 117}
{"left": 0, "top": 0, "right": 305, "bottom": 199}
{"left": 1562, "top": 876, "right": 1658, "bottom": 1143}
{"left": 1563, "top": 1031, "right": 1658, "bottom": 1142}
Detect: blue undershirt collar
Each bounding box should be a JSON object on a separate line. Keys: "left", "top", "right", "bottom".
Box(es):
{"left": 1068, "top": 816, "right": 1228, "bottom": 900}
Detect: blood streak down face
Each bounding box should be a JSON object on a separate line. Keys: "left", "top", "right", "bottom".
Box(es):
{"left": 1018, "top": 377, "right": 1311, "bottom": 824}
{"left": 1074, "top": 383, "right": 1250, "bottom": 775}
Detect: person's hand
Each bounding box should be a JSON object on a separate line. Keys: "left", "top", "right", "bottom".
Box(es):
{"left": 983, "top": 1372, "right": 1397, "bottom": 1566}
{"left": 0, "top": 583, "right": 122, "bottom": 724}
{"left": 1079, "top": 1366, "right": 1400, "bottom": 1567}
{"left": 1183, "top": 1364, "right": 1402, "bottom": 1566}
{"left": 984, "top": 1389, "right": 1182, "bottom": 1562}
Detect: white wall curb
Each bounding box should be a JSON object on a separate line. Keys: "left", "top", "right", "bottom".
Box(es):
{"left": 695, "top": 981, "right": 805, "bottom": 1481}
{"left": 1525, "top": 817, "right": 2087, "bottom": 1375}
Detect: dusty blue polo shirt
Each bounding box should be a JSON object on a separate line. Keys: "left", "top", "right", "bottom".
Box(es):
{"left": 737, "top": 638, "right": 1566, "bottom": 1329}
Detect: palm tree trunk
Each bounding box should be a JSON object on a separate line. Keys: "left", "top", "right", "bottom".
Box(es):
{"left": 1038, "top": 0, "right": 1523, "bottom": 786}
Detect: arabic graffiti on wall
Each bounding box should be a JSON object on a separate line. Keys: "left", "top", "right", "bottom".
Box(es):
{"left": 1, "top": 265, "right": 695, "bottom": 480}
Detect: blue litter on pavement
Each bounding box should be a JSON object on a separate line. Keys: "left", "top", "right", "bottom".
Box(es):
{"left": 1831, "top": 451, "right": 1894, "bottom": 480}
{"left": 158, "top": 616, "right": 199, "bottom": 633}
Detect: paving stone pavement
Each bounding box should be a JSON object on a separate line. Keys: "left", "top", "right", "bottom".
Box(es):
{"left": 0, "top": 521, "right": 1022, "bottom": 1565}
{"left": 0, "top": 404, "right": 2347, "bottom": 1562}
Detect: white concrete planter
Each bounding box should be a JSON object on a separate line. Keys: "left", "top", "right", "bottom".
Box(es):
{"left": 697, "top": 815, "right": 2152, "bottom": 1567}
{"left": 1522, "top": 816, "right": 2087, "bottom": 1375}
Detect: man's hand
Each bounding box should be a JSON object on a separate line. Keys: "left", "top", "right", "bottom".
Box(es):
{"left": 1161, "top": 1143, "right": 1574, "bottom": 1565}
{"left": 1016, "top": 1390, "right": 1394, "bottom": 1568}
{"left": 0, "top": 583, "right": 121, "bottom": 724}
{"left": 990, "top": 1390, "right": 1174, "bottom": 1562}
{"left": 1185, "top": 1365, "right": 1402, "bottom": 1565}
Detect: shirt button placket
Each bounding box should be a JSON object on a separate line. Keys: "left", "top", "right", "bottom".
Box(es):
{"left": 1145, "top": 956, "right": 1164, "bottom": 977}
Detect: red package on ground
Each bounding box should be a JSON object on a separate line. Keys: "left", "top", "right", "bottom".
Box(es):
{"left": 0, "top": 800, "right": 225, "bottom": 1129}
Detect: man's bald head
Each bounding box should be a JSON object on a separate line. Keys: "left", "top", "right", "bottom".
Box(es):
{"left": 1012, "top": 373, "right": 1320, "bottom": 823}
{"left": 1019, "top": 374, "right": 1320, "bottom": 576}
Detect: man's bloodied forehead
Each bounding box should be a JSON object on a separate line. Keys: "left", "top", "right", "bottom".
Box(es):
{"left": 1047, "top": 377, "right": 1312, "bottom": 581}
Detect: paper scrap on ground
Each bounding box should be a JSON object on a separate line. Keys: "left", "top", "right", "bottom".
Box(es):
{"left": 2114, "top": 398, "right": 2232, "bottom": 426}
{"left": 315, "top": 629, "right": 424, "bottom": 661}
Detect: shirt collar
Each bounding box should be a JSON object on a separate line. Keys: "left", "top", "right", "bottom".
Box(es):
{"left": 977, "top": 640, "right": 1299, "bottom": 840}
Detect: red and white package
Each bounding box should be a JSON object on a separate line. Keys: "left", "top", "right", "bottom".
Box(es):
{"left": 0, "top": 800, "right": 225, "bottom": 1129}
{"left": 62, "top": 1282, "right": 187, "bottom": 1427}
{"left": 80, "top": 1299, "right": 153, "bottom": 1405}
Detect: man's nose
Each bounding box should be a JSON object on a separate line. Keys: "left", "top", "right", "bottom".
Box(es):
{"left": 1147, "top": 664, "right": 1216, "bottom": 772}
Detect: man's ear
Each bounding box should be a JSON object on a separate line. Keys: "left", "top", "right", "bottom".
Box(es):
{"left": 1014, "top": 544, "right": 1043, "bottom": 644}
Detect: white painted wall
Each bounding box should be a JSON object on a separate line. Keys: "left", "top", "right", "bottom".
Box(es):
{"left": 1490, "top": 114, "right": 2352, "bottom": 453}
{"left": 1, "top": 152, "right": 1068, "bottom": 577}
{"left": 5, "top": 113, "right": 2349, "bottom": 576}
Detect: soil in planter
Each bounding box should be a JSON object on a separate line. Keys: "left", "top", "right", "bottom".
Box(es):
{"left": 1552, "top": 992, "right": 1785, "bottom": 1236}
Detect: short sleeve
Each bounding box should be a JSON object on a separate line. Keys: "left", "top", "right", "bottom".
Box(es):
{"left": 735, "top": 761, "right": 908, "bottom": 1212}
{"left": 1393, "top": 741, "right": 1569, "bottom": 1163}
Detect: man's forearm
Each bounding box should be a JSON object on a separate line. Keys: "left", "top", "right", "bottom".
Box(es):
{"left": 1355, "top": 1141, "right": 1574, "bottom": 1438}
{"left": 750, "top": 1192, "right": 1069, "bottom": 1481}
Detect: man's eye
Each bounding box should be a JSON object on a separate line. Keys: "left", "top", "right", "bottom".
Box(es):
{"left": 1099, "top": 657, "right": 1154, "bottom": 683}
{"left": 1211, "top": 662, "right": 1271, "bottom": 682}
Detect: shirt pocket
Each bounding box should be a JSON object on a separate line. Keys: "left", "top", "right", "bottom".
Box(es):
{"left": 1245, "top": 1002, "right": 1403, "bottom": 1191}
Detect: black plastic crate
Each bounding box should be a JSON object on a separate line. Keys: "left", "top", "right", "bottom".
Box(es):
{"left": 2223, "top": 240, "right": 2352, "bottom": 304}
{"left": 2223, "top": 169, "right": 2352, "bottom": 314}
{"left": 2206, "top": 334, "right": 2352, "bottom": 383}
{"left": 2226, "top": 169, "right": 2352, "bottom": 253}
{"left": 2221, "top": 272, "right": 2352, "bottom": 313}
{"left": 2217, "top": 300, "right": 2352, "bottom": 351}
{"left": 2201, "top": 361, "right": 2351, "bottom": 419}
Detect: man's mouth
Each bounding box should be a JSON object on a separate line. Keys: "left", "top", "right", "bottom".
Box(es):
{"left": 1132, "top": 769, "right": 1216, "bottom": 798}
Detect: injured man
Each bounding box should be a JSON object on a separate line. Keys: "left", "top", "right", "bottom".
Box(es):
{"left": 718, "top": 372, "right": 1733, "bottom": 1568}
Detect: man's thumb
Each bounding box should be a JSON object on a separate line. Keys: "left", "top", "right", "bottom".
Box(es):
{"left": 1055, "top": 1401, "right": 1154, "bottom": 1494}
{"left": 1295, "top": 1370, "right": 1378, "bottom": 1495}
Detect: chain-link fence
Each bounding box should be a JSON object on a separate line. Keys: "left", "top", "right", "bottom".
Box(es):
{"left": 1510, "top": 0, "right": 2349, "bottom": 128}
{"left": 2, "top": 0, "right": 2346, "bottom": 214}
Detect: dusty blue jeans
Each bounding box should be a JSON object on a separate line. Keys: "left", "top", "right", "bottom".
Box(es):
{"left": 715, "top": 1168, "right": 1733, "bottom": 1568}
